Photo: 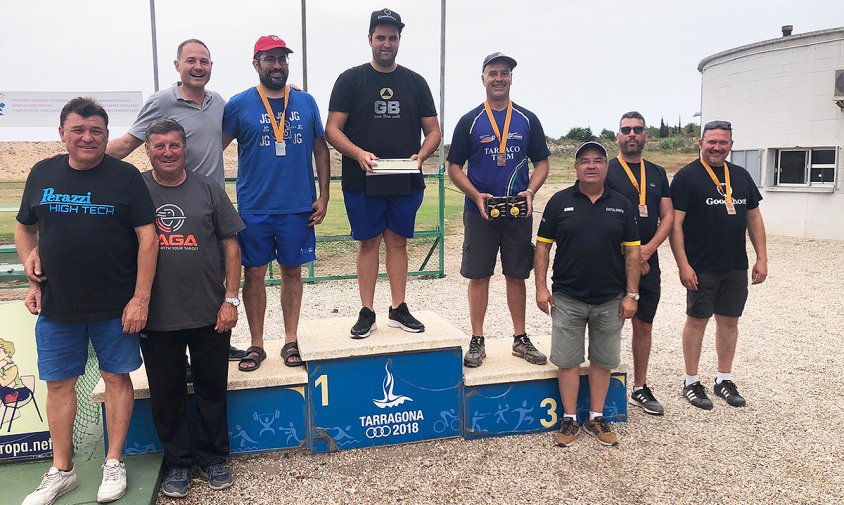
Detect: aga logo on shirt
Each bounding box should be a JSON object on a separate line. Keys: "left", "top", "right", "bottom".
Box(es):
{"left": 155, "top": 204, "right": 198, "bottom": 249}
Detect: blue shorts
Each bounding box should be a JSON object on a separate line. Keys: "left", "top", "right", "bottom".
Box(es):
{"left": 344, "top": 189, "right": 424, "bottom": 241}
{"left": 239, "top": 212, "right": 316, "bottom": 267}
{"left": 34, "top": 316, "right": 142, "bottom": 381}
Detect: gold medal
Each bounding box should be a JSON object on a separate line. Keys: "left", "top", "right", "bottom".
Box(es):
{"left": 497, "top": 153, "right": 506, "bottom": 167}
{"left": 509, "top": 205, "right": 520, "bottom": 217}
{"left": 484, "top": 100, "right": 513, "bottom": 168}
{"left": 490, "top": 207, "right": 500, "bottom": 218}
{"left": 638, "top": 204, "right": 648, "bottom": 218}
{"left": 257, "top": 84, "right": 290, "bottom": 154}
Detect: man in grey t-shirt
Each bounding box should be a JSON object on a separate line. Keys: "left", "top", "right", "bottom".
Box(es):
{"left": 107, "top": 39, "right": 226, "bottom": 188}
{"left": 140, "top": 118, "right": 244, "bottom": 498}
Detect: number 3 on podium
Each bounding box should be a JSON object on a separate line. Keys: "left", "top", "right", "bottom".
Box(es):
{"left": 314, "top": 374, "right": 329, "bottom": 406}
{"left": 539, "top": 397, "right": 558, "bottom": 428}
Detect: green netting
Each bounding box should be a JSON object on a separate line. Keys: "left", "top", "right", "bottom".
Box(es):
{"left": 73, "top": 342, "right": 101, "bottom": 449}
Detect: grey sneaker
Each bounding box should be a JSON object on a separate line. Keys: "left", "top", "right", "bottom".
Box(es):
{"left": 682, "top": 381, "right": 714, "bottom": 410}
{"left": 629, "top": 385, "right": 665, "bottom": 415}
{"left": 463, "top": 336, "right": 485, "bottom": 367}
{"left": 553, "top": 417, "right": 580, "bottom": 447}
{"left": 714, "top": 380, "right": 746, "bottom": 407}
{"left": 161, "top": 466, "right": 191, "bottom": 498}
{"left": 96, "top": 459, "right": 127, "bottom": 503}
{"left": 512, "top": 334, "right": 547, "bottom": 365}
{"left": 22, "top": 466, "right": 78, "bottom": 505}
{"left": 198, "top": 463, "right": 234, "bottom": 490}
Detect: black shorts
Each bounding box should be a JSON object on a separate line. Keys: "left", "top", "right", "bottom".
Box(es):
{"left": 635, "top": 267, "right": 661, "bottom": 324}
{"left": 460, "top": 210, "right": 533, "bottom": 279}
{"left": 686, "top": 270, "right": 748, "bottom": 319}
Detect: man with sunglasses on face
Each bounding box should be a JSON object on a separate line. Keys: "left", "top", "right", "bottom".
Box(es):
{"left": 222, "top": 36, "right": 330, "bottom": 371}
{"left": 606, "top": 112, "right": 673, "bottom": 416}
{"left": 669, "top": 120, "right": 767, "bottom": 410}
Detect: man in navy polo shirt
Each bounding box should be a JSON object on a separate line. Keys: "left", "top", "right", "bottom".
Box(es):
{"left": 447, "top": 52, "right": 550, "bottom": 368}
{"left": 606, "top": 111, "right": 673, "bottom": 416}
{"left": 669, "top": 121, "right": 767, "bottom": 410}
{"left": 535, "top": 141, "right": 641, "bottom": 448}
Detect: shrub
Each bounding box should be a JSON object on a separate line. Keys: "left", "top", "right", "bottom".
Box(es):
{"left": 565, "top": 126, "right": 594, "bottom": 142}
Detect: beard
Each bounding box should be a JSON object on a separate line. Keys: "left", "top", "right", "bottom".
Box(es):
{"left": 620, "top": 140, "right": 645, "bottom": 157}
{"left": 259, "top": 69, "right": 288, "bottom": 90}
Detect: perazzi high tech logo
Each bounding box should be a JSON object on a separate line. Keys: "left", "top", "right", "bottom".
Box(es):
{"left": 40, "top": 188, "right": 114, "bottom": 215}
{"left": 155, "top": 204, "right": 198, "bottom": 249}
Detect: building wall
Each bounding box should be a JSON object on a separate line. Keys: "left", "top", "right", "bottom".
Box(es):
{"left": 699, "top": 29, "right": 844, "bottom": 240}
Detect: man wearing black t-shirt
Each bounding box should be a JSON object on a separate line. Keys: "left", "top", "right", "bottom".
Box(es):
{"left": 16, "top": 97, "right": 157, "bottom": 505}
{"left": 326, "top": 8, "right": 441, "bottom": 338}
{"left": 606, "top": 111, "right": 673, "bottom": 416}
{"left": 669, "top": 121, "right": 768, "bottom": 410}
{"left": 535, "top": 142, "right": 641, "bottom": 448}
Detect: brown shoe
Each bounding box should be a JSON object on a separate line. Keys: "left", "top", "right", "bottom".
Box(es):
{"left": 583, "top": 416, "right": 619, "bottom": 446}
{"left": 512, "top": 334, "right": 547, "bottom": 365}
{"left": 553, "top": 417, "right": 580, "bottom": 447}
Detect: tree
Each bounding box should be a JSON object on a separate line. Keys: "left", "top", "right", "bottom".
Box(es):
{"left": 565, "top": 126, "right": 594, "bottom": 142}
{"left": 659, "top": 118, "right": 669, "bottom": 138}
{"left": 599, "top": 128, "right": 615, "bottom": 141}
{"left": 684, "top": 122, "right": 700, "bottom": 137}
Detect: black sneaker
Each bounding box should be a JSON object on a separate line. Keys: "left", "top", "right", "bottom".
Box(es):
{"left": 350, "top": 307, "right": 377, "bottom": 339}
{"left": 682, "top": 381, "right": 714, "bottom": 410}
{"left": 714, "top": 380, "right": 746, "bottom": 407}
{"left": 463, "top": 336, "right": 485, "bottom": 367}
{"left": 387, "top": 302, "right": 425, "bottom": 333}
{"left": 629, "top": 385, "right": 665, "bottom": 415}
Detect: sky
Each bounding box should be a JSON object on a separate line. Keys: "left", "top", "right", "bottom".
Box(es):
{"left": 2, "top": 0, "right": 843, "bottom": 142}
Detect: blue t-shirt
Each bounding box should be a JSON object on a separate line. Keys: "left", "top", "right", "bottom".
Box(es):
{"left": 447, "top": 102, "right": 550, "bottom": 212}
{"left": 223, "top": 87, "right": 325, "bottom": 214}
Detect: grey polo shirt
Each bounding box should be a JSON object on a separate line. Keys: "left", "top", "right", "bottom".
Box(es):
{"left": 129, "top": 82, "right": 226, "bottom": 188}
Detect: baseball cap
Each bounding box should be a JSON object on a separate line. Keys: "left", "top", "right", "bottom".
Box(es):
{"left": 253, "top": 35, "right": 293, "bottom": 57}
{"left": 574, "top": 141, "right": 609, "bottom": 159}
{"left": 369, "top": 8, "right": 405, "bottom": 32}
{"left": 482, "top": 52, "right": 517, "bottom": 71}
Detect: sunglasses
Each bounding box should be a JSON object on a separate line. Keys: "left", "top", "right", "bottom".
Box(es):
{"left": 619, "top": 126, "right": 645, "bottom": 135}
{"left": 703, "top": 120, "right": 732, "bottom": 131}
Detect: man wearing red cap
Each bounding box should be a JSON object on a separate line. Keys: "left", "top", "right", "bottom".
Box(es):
{"left": 326, "top": 8, "right": 441, "bottom": 339}
{"left": 222, "top": 36, "right": 330, "bottom": 371}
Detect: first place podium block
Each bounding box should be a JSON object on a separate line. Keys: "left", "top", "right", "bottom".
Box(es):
{"left": 298, "top": 311, "right": 465, "bottom": 453}
{"left": 462, "top": 336, "right": 627, "bottom": 439}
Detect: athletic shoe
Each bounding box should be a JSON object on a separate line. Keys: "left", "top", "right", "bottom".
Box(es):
{"left": 553, "top": 418, "right": 580, "bottom": 447}
{"left": 22, "top": 466, "right": 78, "bottom": 505}
{"left": 350, "top": 307, "right": 377, "bottom": 339}
{"left": 463, "top": 336, "right": 485, "bottom": 367}
{"left": 198, "top": 463, "right": 234, "bottom": 490}
{"left": 97, "top": 459, "right": 127, "bottom": 503}
{"left": 682, "top": 381, "right": 714, "bottom": 410}
{"left": 714, "top": 379, "right": 747, "bottom": 407}
{"left": 583, "top": 416, "right": 619, "bottom": 446}
{"left": 511, "top": 334, "right": 547, "bottom": 365}
{"left": 160, "top": 466, "right": 191, "bottom": 498}
{"left": 629, "top": 385, "right": 665, "bottom": 415}
{"left": 387, "top": 303, "right": 425, "bottom": 333}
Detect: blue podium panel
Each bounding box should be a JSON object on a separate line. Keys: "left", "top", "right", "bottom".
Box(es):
{"left": 308, "top": 348, "right": 463, "bottom": 453}
{"left": 464, "top": 372, "right": 627, "bottom": 440}
{"left": 105, "top": 385, "right": 308, "bottom": 456}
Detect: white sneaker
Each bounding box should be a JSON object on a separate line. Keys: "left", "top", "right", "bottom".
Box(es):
{"left": 22, "top": 466, "right": 78, "bottom": 505}
{"left": 96, "top": 459, "right": 127, "bottom": 503}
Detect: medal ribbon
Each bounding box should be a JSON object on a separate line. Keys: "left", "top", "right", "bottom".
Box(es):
{"left": 257, "top": 85, "right": 289, "bottom": 143}
{"left": 483, "top": 100, "right": 513, "bottom": 163}
{"left": 700, "top": 156, "right": 733, "bottom": 207}
{"left": 617, "top": 155, "right": 646, "bottom": 207}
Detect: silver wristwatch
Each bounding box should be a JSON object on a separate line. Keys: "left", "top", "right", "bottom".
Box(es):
{"left": 224, "top": 297, "right": 240, "bottom": 307}
{"left": 625, "top": 292, "right": 640, "bottom": 301}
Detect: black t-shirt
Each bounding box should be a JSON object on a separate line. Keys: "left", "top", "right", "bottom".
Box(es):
{"left": 670, "top": 158, "right": 762, "bottom": 273}
{"left": 537, "top": 183, "right": 641, "bottom": 305}
{"left": 606, "top": 157, "right": 671, "bottom": 270}
{"left": 328, "top": 63, "right": 438, "bottom": 192}
{"left": 17, "top": 155, "right": 156, "bottom": 322}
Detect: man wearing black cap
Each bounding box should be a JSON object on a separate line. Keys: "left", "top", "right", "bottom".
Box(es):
{"left": 222, "top": 35, "right": 330, "bottom": 370}
{"left": 606, "top": 111, "right": 673, "bottom": 416}
{"left": 669, "top": 120, "right": 767, "bottom": 410}
{"left": 326, "top": 8, "right": 441, "bottom": 339}
{"left": 535, "top": 141, "right": 641, "bottom": 447}
{"left": 447, "top": 52, "right": 550, "bottom": 368}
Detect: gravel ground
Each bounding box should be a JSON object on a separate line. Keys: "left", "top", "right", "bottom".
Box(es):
{"left": 145, "top": 187, "right": 842, "bottom": 503}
